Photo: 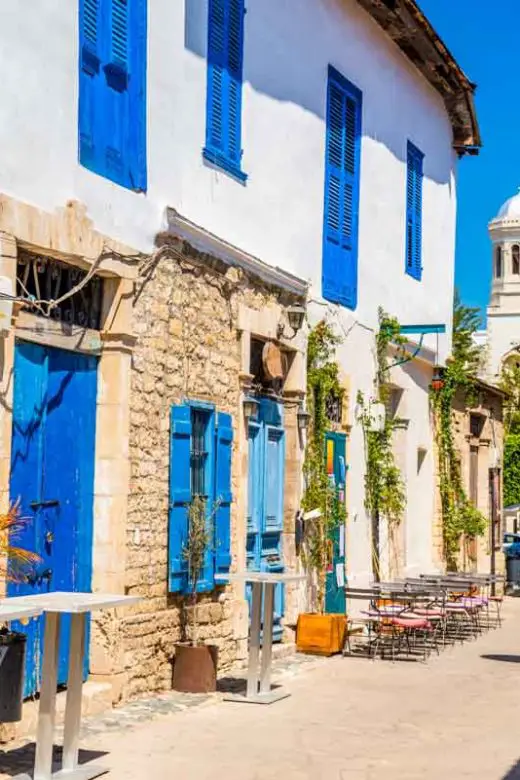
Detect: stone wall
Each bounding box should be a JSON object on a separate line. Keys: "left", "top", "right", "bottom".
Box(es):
{"left": 121, "top": 239, "right": 305, "bottom": 699}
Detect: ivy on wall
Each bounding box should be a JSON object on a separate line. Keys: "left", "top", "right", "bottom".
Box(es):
{"left": 357, "top": 309, "right": 406, "bottom": 578}
{"left": 500, "top": 359, "right": 520, "bottom": 507}
{"left": 302, "top": 320, "right": 346, "bottom": 614}
{"left": 430, "top": 294, "right": 487, "bottom": 569}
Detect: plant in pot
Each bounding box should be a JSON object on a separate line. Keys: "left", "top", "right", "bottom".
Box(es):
{"left": 173, "top": 495, "right": 222, "bottom": 694}
{"left": 0, "top": 502, "right": 40, "bottom": 723}
{"left": 297, "top": 320, "right": 348, "bottom": 656}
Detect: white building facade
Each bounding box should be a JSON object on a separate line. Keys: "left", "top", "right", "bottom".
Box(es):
{"left": 0, "top": 0, "right": 480, "bottom": 707}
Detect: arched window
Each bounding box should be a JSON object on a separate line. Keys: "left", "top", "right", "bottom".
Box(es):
{"left": 496, "top": 246, "right": 503, "bottom": 278}
{"left": 513, "top": 245, "right": 520, "bottom": 275}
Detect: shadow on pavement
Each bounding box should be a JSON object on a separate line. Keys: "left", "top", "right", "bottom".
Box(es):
{"left": 481, "top": 654, "right": 520, "bottom": 664}
{"left": 0, "top": 744, "right": 106, "bottom": 777}
{"left": 502, "top": 760, "right": 520, "bottom": 778}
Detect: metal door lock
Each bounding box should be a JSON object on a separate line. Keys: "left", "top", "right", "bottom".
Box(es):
{"left": 45, "top": 531, "right": 54, "bottom": 544}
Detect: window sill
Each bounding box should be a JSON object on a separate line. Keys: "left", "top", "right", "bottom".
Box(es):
{"left": 202, "top": 147, "right": 247, "bottom": 184}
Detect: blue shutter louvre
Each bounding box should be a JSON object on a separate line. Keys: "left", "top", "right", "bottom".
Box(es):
{"left": 322, "top": 67, "right": 362, "bottom": 310}
{"left": 214, "top": 412, "right": 233, "bottom": 576}
{"left": 205, "top": 0, "right": 246, "bottom": 180}
{"left": 169, "top": 406, "right": 192, "bottom": 593}
{"left": 79, "top": 0, "right": 101, "bottom": 167}
{"left": 111, "top": 0, "right": 128, "bottom": 68}
{"left": 405, "top": 142, "right": 424, "bottom": 281}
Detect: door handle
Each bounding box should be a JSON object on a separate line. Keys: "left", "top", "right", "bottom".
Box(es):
{"left": 26, "top": 567, "right": 52, "bottom": 586}
{"left": 29, "top": 499, "right": 59, "bottom": 510}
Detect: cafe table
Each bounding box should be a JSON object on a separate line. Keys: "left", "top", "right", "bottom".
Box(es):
{"left": 215, "top": 571, "right": 305, "bottom": 705}
{"left": 1, "top": 592, "right": 140, "bottom": 780}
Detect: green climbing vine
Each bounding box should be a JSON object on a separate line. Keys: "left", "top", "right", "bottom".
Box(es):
{"left": 302, "top": 320, "right": 346, "bottom": 614}
{"left": 357, "top": 309, "right": 406, "bottom": 579}
{"left": 430, "top": 294, "right": 487, "bottom": 570}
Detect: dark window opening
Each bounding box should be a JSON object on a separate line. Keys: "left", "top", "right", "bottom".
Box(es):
{"left": 17, "top": 251, "right": 103, "bottom": 330}
{"left": 249, "top": 337, "right": 288, "bottom": 395}
{"left": 470, "top": 413, "right": 485, "bottom": 438}
{"left": 495, "top": 246, "right": 503, "bottom": 278}
{"left": 326, "top": 392, "right": 343, "bottom": 424}
{"left": 190, "top": 409, "right": 209, "bottom": 497}
{"left": 513, "top": 245, "right": 520, "bottom": 275}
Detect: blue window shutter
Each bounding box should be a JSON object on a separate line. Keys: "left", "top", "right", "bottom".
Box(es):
{"left": 169, "top": 405, "right": 192, "bottom": 593}
{"left": 204, "top": 0, "right": 246, "bottom": 180}
{"left": 264, "top": 428, "right": 284, "bottom": 532}
{"left": 79, "top": 0, "right": 147, "bottom": 191}
{"left": 322, "top": 67, "right": 362, "bottom": 310}
{"left": 405, "top": 141, "right": 424, "bottom": 281}
{"left": 214, "top": 412, "right": 233, "bottom": 576}
{"left": 79, "top": 0, "right": 101, "bottom": 168}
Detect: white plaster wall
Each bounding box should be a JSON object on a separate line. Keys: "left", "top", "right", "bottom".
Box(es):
{"left": 0, "top": 0, "right": 458, "bottom": 583}
{"left": 487, "top": 313, "right": 520, "bottom": 379}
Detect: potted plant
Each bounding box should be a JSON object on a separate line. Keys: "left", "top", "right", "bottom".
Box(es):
{"left": 296, "top": 321, "right": 348, "bottom": 656}
{"left": 173, "top": 496, "right": 222, "bottom": 693}
{"left": 0, "top": 502, "right": 39, "bottom": 722}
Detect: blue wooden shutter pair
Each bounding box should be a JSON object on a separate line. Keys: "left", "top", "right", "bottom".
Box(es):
{"left": 322, "top": 66, "right": 362, "bottom": 310}
{"left": 405, "top": 141, "right": 424, "bottom": 281}
{"left": 79, "top": 0, "right": 147, "bottom": 191}
{"left": 204, "top": 0, "right": 247, "bottom": 181}
{"left": 169, "top": 406, "right": 233, "bottom": 593}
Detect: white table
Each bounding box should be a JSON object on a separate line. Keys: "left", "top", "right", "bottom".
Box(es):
{"left": 215, "top": 572, "right": 305, "bottom": 705}
{"left": 1, "top": 592, "right": 140, "bottom": 780}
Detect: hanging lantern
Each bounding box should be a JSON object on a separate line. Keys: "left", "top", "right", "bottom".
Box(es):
{"left": 430, "top": 366, "right": 445, "bottom": 392}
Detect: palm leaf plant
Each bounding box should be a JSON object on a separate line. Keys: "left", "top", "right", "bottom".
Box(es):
{"left": 0, "top": 502, "right": 40, "bottom": 585}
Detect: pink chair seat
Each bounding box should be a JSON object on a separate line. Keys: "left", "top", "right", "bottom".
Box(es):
{"left": 391, "top": 617, "right": 432, "bottom": 630}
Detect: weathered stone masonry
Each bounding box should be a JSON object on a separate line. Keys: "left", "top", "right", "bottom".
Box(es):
{"left": 121, "top": 238, "right": 306, "bottom": 699}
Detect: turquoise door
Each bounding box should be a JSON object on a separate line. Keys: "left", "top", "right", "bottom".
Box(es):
{"left": 325, "top": 432, "right": 347, "bottom": 615}
{"left": 246, "top": 397, "right": 285, "bottom": 641}
{"left": 8, "top": 341, "right": 98, "bottom": 697}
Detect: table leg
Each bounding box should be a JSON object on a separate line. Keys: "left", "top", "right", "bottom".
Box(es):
{"left": 62, "top": 613, "right": 86, "bottom": 773}
{"left": 259, "top": 583, "right": 274, "bottom": 694}
{"left": 246, "top": 582, "right": 262, "bottom": 698}
{"left": 34, "top": 612, "right": 60, "bottom": 780}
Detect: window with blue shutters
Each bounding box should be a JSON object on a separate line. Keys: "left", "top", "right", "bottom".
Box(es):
{"left": 169, "top": 403, "right": 233, "bottom": 593}
{"left": 322, "top": 66, "right": 362, "bottom": 310}
{"left": 79, "top": 0, "right": 147, "bottom": 191}
{"left": 405, "top": 141, "right": 424, "bottom": 281}
{"left": 203, "top": 0, "right": 247, "bottom": 182}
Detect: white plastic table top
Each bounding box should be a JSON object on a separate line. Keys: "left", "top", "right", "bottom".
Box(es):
{"left": 215, "top": 572, "right": 305, "bottom": 584}
{"left": 0, "top": 592, "right": 141, "bottom": 613}
{"left": 0, "top": 603, "right": 43, "bottom": 622}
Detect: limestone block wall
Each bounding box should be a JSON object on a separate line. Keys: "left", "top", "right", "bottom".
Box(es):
{"left": 121, "top": 240, "right": 305, "bottom": 699}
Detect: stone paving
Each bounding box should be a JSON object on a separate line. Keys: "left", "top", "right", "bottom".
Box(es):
{"left": 3, "top": 601, "right": 520, "bottom": 778}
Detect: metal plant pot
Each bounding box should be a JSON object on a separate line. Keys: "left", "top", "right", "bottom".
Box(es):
{"left": 173, "top": 644, "right": 218, "bottom": 693}
{"left": 0, "top": 631, "right": 26, "bottom": 723}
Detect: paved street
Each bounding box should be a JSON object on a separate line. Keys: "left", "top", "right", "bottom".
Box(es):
{"left": 3, "top": 600, "right": 520, "bottom": 779}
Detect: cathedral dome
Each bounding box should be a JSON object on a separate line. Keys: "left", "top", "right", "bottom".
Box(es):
{"left": 496, "top": 189, "right": 520, "bottom": 220}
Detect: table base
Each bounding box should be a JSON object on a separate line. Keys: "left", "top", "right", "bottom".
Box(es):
{"left": 224, "top": 688, "right": 290, "bottom": 705}
{"left": 13, "top": 765, "right": 108, "bottom": 780}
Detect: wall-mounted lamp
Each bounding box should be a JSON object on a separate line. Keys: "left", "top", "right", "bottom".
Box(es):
{"left": 297, "top": 406, "right": 311, "bottom": 430}
{"left": 243, "top": 396, "right": 259, "bottom": 422}
{"left": 277, "top": 304, "right": 306, "bottom": 340}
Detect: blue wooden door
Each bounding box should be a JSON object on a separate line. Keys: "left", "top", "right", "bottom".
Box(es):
{"left": 246, "top": 398, "right": 285, "bottom": 641}
{"left": 324, "top": 432, "right": 347, "bottom": 615}
{"left": 8, "top": 341, "right": 98, "bottom": 696}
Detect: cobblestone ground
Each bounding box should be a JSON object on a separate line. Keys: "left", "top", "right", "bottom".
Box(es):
{"left": 3, "top": 601, "right": 520, "bottom": 779}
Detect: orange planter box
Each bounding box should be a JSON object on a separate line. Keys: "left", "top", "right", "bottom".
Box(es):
{"left": 296, "top": 613, "right": 347, "bottom": 656}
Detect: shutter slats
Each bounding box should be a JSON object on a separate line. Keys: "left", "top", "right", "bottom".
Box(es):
{"left": 84, "top": 0, "right": 99, "bottom": 48}
{"left": 323, "top": 67, "right": 361, "bottom": 310}
{"left": 169, "top": 405, "right": 192, "bottom": 593}
{"left": 205, "top": 0, "right": 245, "bottom": 175}
{"left": 215, "top": 412, "right": 233, "bottom": 576}
{"left": 405, "top": 142, "right": 424, "bottom": 281}
{"left": 112, "top": 0, "right": 129, "bottom": 68}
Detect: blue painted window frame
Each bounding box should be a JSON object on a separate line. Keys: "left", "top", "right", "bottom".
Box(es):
{"left": 79, "top": 0, "right": 147, "bottom": 192}
{"left": 203, "top": 0, "right": 247, "bottom": 183}
{"left": 405, "top": 140, "right": 424, "bottom": 281}
{"left": 168, "top": 401, "right": 233, "bottom": 594}
{"left": 322, "top": 65, "right": 362, "bottom": 310}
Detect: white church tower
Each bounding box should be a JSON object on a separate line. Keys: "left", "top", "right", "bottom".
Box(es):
{"left": 486, "top": 190, "right": 520, "bottom": 380}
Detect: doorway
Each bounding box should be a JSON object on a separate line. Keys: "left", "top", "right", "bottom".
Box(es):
{"left": 246, "top": 397, "right": 285, "bottom": 641}
{"left": 325, "top": 432, "right": 347, "bottom": 614}
{"left": 8, "top": 340, "right": 98, "bottom": 696}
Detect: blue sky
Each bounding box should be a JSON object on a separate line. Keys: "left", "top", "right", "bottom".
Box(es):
{"left": 419, "top": 0, "right": 518, "bottom": 323}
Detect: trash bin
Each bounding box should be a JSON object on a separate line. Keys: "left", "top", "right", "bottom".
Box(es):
{"left": 0, "top": 631, "right": 26, "bottom": 723}
{"left": 506, "top": 556, "right": 520, "bottom": 588}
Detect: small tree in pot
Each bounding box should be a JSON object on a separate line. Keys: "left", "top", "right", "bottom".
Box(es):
{"left": 173, "top": 495, "right": 222, "bottom": 694}
{"left": 0, "top": 503, "right": 40, "bottom": 723}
